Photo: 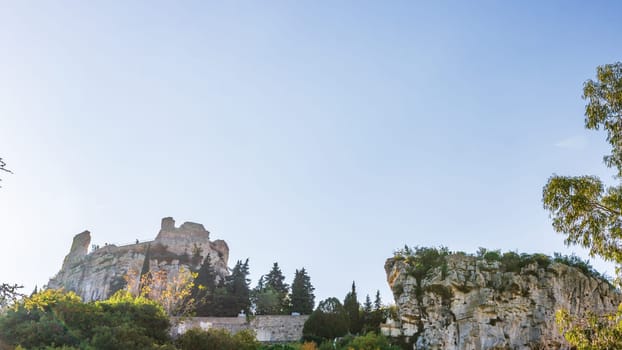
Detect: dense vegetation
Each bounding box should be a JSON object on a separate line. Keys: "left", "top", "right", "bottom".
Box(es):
{"left": 391, "top": 245, "right": 609, "bottom": 282}
{"left": 0, "top": 290, "right": 171, "bottom": 350}
{"left": 186, "top": 258, "right": 315, "bottom": 317}
{"left": 0, "top": 286, "right": 398, "bottom": 350}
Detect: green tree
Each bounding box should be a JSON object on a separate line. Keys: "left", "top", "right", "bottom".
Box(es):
{"left": 0, "top": 289, "right": 171, "bottom": 349}
{"left": 290, "top": 268, "right": 315, "bottom": 315}
{"left": 542, "top": 62, "right": 622, "bottom": 348}
{"left": 260, "top": 262, "right": 289, "bottom": 314}
{"left": 210, "top": 259, "right": 251, "bottom": 317}
{"left": 344, "top": 281, "right": 362, "bottom": 334}
{"left": 303, "top": 297, "right": 349, "bottom": 342}
{"left": 191, "top": 254, "right": 218, "bottom": 316}
{"left": 543, "top": 62, "right": 622, "bottom": 264}
{"left": 361, "top": 294, "right": 374, "bottom": 334}
{"left": 253, "top": 286, "right": 281, "bottom": 315}
{"left": 226, "top": 259, "right": 251, "bottom": 315}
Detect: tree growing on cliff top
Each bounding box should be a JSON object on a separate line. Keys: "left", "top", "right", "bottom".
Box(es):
{"left": 542, "top": 62, "right": 622, "bottom": 348}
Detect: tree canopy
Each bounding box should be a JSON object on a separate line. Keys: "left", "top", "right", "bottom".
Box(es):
{"left": 542, "top": 62, "right": 622, "bottom": 349}
{"left": 543, "top": 62, "right": 622, "bottom": 266}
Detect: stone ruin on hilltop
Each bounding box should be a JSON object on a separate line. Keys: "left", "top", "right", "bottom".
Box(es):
{"left": 47, "top": 217, "right": 229, "bottom": 302}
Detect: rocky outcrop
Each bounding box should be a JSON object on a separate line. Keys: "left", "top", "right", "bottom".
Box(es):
{"left": 384, "top": 252, "right": 622, "bottom": 350}
{"left": 47, "top": 217, "right": 229, "bottom": 301}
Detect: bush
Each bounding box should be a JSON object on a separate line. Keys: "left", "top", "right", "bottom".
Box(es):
{"left": 176, "top": 328, "right": 260, "bottom": 350}
{"left": 0, "top": 290, "right": 171, "bottom": 350}
{"left": 342, "top": 332, "right": 401, "bottom": 350}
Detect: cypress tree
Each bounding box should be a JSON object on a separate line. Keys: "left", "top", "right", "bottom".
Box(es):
{"left": 290, "top": 268, "right": 315, "bottom": 314}
{"left": 191, "top": 254, "right": 218, "bottom": 316}
{"left": 343, "top": 281, "right": 361, "bottom": 334}
{"left": 226, "top": 259, "right": 251, "bottom": 315}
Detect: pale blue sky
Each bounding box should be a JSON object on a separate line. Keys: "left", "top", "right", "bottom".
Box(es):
{"left": 1, "top": 1, "right": 621, "bottom": 304}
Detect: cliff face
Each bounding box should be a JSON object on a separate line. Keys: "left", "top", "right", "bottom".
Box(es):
{"left": 384, "top": 253, "right": 622, "bottom": 350}
{"left": 47, "top": 217, "right": 229, "bottom": 302}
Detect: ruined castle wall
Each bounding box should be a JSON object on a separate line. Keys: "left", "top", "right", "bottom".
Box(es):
{"left": 47, "top": 217, "right": 229, "bottom": 302}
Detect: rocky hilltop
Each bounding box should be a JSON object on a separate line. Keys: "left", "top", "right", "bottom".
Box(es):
{"left": 47, "top": 217, "right": 229, "bottom": 301}
{"left": 384, "top": 248, "right": 622, "bottom": 350}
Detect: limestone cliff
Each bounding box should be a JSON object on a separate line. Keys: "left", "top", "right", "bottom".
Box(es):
{"left": 384, "top": 250, "right": 622, "bottom": 350}
{"left": 47, "top": 217, "right": 229, "bottom": 301}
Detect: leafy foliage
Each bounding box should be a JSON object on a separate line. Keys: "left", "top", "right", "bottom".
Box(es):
{"left": 556, "top": 308, "right": 622, "bottom": 350}
{"left": 543, "top": 62, "right": 622, "bottom": 264}
{"left": 543, "top": 175, "right": 622, "bottom": 263}
{"left": 176, "top": 328, "right": 259, "bottom": 350}
{"left": 127, "top": 266, "right": 196, "bottom": 316}
{"left": 542, "top": 62, "right": 622, "bottom": 348}
{"left": 0, "top": 289, "right": 171, "bottom": 349}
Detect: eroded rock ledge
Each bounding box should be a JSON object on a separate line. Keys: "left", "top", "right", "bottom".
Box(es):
{"left": 47, "top": 217, "right": 229, "bottom": 301}
{"left": 384, "top": 249, "right": 622, "bottom": 350}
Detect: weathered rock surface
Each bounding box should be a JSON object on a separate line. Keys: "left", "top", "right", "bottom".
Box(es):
{"left": 47, "top": 217, "right": 229, "bottom": 301}
{"left": 384, "top": 253, "right": 622, "bottom": 350}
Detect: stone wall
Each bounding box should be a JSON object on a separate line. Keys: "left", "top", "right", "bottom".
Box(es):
{"left": 171, "top": 315, "right": 309, "bottom": 343}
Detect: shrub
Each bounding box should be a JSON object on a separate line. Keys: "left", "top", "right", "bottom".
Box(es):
{"left": 340, "top": 333, "right": 402, "bottom": 350}
{"left": 0, "top": 290, "right": 171, "bottom": 350}
{"left": 176, "top": 328, "right": 260, "bottom": 350}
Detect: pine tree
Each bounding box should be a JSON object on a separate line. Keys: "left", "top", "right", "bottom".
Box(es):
{"left": 191, "top": 254, "right": 218, "bottom": 316}
{"left": 373, "top": 290, "right": 382, "bottom": 311}
{"left": 263, "top": 262, "right": 290, "bottom": 314}
{"left": 290, "top": 268, "right": 315, "bottom": 315}
{"left": 364, "top": 294, "right": 373, "bottom": 313}
{"left": 226, "top": 259, "right": 251, "bottom": 315}
{"left": 370, "top": 290, "right": 384, "bottom": 331}
{"left": 343, "top": 281, "right": 361, "bottom": 334}
{"left": 361, "top": 294, "right": 374, "bottom": 333}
